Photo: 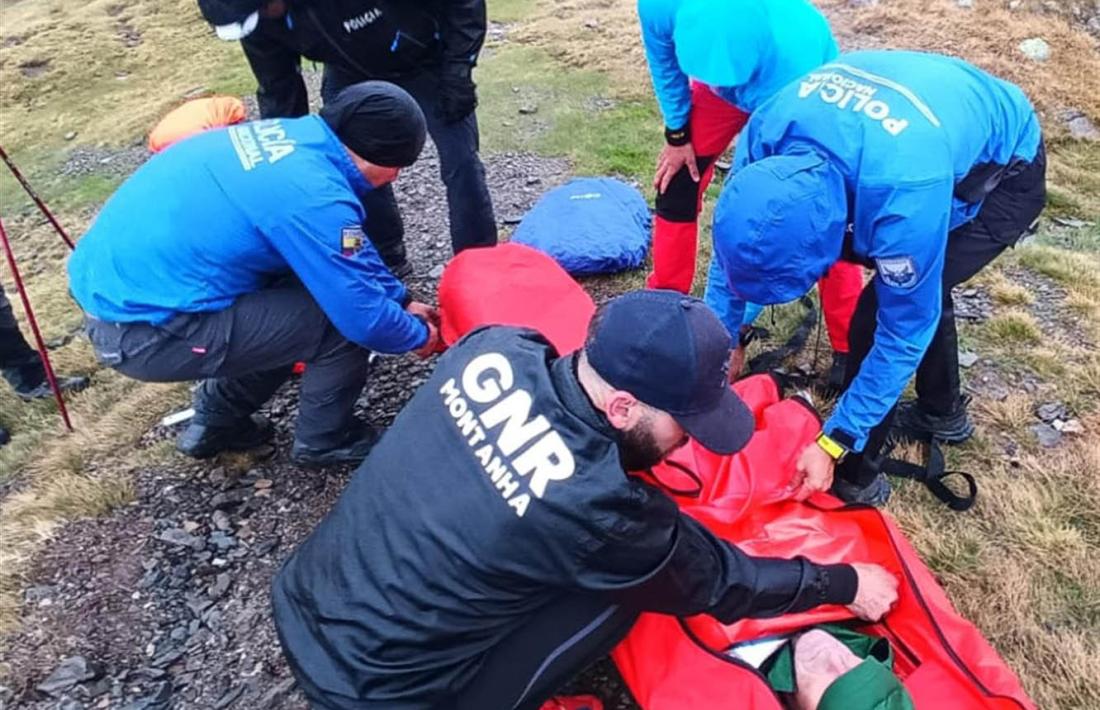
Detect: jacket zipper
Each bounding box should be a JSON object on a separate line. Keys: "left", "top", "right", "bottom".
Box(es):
{"left": 677, "top": 618, "right": 784, "bottom": 704}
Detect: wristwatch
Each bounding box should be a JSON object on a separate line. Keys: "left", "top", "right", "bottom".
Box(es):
{"left": 815, "top": 431, "right": 849, "bottom": 462}
{"left": 664, "top": 125, "right": 690, "bottom": 147}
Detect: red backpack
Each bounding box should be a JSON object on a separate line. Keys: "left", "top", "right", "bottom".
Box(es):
{"left": 437, "top": 245, "right": 1034, "bottom": 710}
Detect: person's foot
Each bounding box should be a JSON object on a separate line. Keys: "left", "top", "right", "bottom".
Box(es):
{"left": 387, "top": 260, "right": 414, "bottom": 280}
{"left": 831, "top": 473, "right": 892, "bottom": 506}
{"left": 14, "top": 374, "right": 90, "bottom": 402}
{"left": 892, "top": 395, "right": 975, "bottom": 444}
{"left": 538, "top": 696, "right": 604, "bottom": 710}
{"left": 176, "top": 415, "right": 274, "bottom": 459}
{"left": 291, "top": 424, "right": 380, "bottom": 468}
{"left": 825, "top": 351, "right": 848, "bottom": 392}
{"left": 0, "top": 425, "right": 10, "bottom": 447}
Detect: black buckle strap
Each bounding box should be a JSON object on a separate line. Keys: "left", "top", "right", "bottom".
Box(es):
{"left": 878, "top": 434, "right": 977, "bottom": 512}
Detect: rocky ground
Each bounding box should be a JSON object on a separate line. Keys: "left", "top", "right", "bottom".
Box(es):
{"left": 0, "top": 140, "right": 648, "bottom": 710}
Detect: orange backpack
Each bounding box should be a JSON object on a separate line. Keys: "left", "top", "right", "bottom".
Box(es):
{"left": 148, "top": 96, "right": 247, "bottom": 153}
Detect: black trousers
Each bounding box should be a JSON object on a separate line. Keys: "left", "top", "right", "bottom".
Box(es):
{"left": 84, "top": 284, "right": 370, "bottom": 449}
{"left": 321, "top": 66, "right": 498, "bottom": 263}
{"left": 0, "top": 284, "right": 46, "bottom": 392}
{"left": 837, "top": 143, "right": 1047, "bottom": 486}
{"left": 284, "top": 594, "right": 638, "bottom": 710}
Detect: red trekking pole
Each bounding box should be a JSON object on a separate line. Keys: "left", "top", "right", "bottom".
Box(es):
{"left": 0, "top": 145, "right": 75, "bottom": 251}
{"left": 0, "top": 216, "right": 74, "bottom": 432}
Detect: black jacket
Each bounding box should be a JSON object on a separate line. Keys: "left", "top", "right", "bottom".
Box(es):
{"left": 241, "top": 0, "right": 486, "bottom": 118}
{"left": 272, "top": 327, "right": 857, "bottom": 708}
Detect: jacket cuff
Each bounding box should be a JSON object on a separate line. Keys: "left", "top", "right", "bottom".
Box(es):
{"left": 823, "top": 417, "right": 864, "bottom": 453}
{"left": 819, "top": 563, "right": 858, "bottom": 606}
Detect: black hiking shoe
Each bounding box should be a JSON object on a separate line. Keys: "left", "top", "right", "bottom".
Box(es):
{"left": 892, "top": 396, "right": 975, "bottom": 444}
{"left": 388, "top": 260, "right": 414, "bottom": 280}
{"left": 825, "top": 351, "right": 848, "bottom": 393}
{"left": 291, "top": 425, "right": 380, "bottom": 468}
{"left": 176, "top": 415, "right": 274, "bottom": 459}
{"left": 831, "top": 473, "right": 892, "bottom": 507}
{"left": 14, "top": 374, "right": 90, "bottom": 402}
{"left": 0, "top": 425, "right": 10, "bottom": 447}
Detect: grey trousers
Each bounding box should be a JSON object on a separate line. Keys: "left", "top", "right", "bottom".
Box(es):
{"left": 85, "top": 285, "right": 370, "bottom": 449}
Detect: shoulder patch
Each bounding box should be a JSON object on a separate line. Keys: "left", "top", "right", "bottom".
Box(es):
{"left": 341, "top": 226, "right": 365, "bottom": 256}
{"left": 875, "top": 256, "right": 918, "bottom": 288}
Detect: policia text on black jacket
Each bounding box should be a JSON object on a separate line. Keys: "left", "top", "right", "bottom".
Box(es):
{"left": 197, "top": 0, "right": 497, "bottom": 266}
{"left": 272, "top": 291, "right": 898, "bottom": 710}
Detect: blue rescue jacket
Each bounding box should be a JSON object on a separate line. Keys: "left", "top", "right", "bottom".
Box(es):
{"left": 68, "top": 116, "right": 427, "bottom": 354}
{"left": 708, "top": 51, "right": 1042, "bottom": 450}
{"left": 638, "top": 0, "right": 838, "bottom": 128}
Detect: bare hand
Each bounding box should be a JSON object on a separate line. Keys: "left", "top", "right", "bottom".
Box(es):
{"left": 653, "top": 143, "right": 698, "bottom": 195}
{"left": 846, "top": 563, "right": 899, "bottom": 622}
{"left": 406, "top": 301, "right": 440, "bottom": 326}
{"left": 727, "top": 345, "right": 746, "bottom": 384}
{"left": 790, "top": 441, "right": 835, "bottom": 501}
{"left": 413, "top": 320, "right": 442, "bottom": 359}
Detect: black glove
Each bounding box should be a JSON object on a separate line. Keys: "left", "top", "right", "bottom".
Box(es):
{"left": 439, "top": 64, "right": 478, "bottom": 124}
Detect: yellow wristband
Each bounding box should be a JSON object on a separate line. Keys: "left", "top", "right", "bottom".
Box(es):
{"left": 816, "top": 432, "right": 847, "bottom": 461}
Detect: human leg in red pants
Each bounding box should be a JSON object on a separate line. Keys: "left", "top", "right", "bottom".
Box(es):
{"left": 817, "top": 260, "right": 864, "bottom": 387}
{"left": 647, "top": 83, "right": 748, "bottom": 293}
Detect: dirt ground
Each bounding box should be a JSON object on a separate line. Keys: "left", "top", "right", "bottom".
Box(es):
{"left": 2, "top": 0, "right": 1100, "bottom": 708}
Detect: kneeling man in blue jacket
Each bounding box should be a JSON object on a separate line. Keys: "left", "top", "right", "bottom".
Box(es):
{"left": 706, "top": 51, "right": 1046, "bottom": 505}
{"left": 68, "top": 82, "right": 441, "bottom": 467}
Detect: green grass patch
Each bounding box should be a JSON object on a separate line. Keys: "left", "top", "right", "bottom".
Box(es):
{"left": 477, "top": 44, "right": 659, "bottom": 184}
{"left": 985, "top": 309, "right": 1044, "bottom": 345}
{"left": 488, "top": 0, "right": 540, "bottom": 23}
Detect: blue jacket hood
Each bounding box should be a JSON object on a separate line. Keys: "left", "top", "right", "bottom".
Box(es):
{"left": 713, "top": 152, "right": 847, "bottom": 305}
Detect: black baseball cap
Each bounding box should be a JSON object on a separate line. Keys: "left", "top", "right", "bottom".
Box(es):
{"left": 586, "top": 290, "right": 756, "bottom": 455}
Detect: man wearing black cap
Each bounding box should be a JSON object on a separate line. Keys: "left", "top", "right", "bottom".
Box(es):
{"left": 196, "top": 0, "right": 497, "bottom": 277}
{"left": 272, "top": 289, "right": 899, "bottom": 709}
{"left": 68, "top": 82, "right": 439, "bottom": 466}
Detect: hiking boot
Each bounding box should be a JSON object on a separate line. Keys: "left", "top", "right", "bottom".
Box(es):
{"left": 539, "top": 696, "right": 604, "bottom": 710}
{"left": 291, "top": 425, "right": 380, "bottom": 468}
{"left": 0, "top": 425, "right": 10, "bottom": 447}
{"left": 825, "top": 351, "right": 848, "bottom": 392}
{"left": 177, "top": 414, "right": 274, "bottom": 459}
{"left": 14, "top": 374, "right": 90, "bottom": 402}
{"left": 892, "top": 396, "right": 975, "bottom": 444}
{"left": 831, "top": 473, "right": 892, "bottom": 507}
{"left": 388, "top": 260, "right": 415, "bottom": 280}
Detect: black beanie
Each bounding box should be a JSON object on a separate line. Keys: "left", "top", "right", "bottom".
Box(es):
{"left": 196, "top": 0, "right": 264, "bottom": 26}
{"left": 320, "top": 81, "right": 427, "bottom": 168}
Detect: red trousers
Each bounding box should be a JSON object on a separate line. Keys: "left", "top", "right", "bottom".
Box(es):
{"left": 646, "top": 83, "right": 861, "bottom": 352}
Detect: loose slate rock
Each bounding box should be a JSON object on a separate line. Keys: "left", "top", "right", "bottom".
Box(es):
{"left": 958, "top": 350, "right": 979, "bottom": 368}
{"left": 1030, "top": 422, "right": 1062, "bottom": 448}
{"left": 37, "top": 656, "right": 99, "bottom": 696}
{"left": 1036, "top": 402, "right": 1067, "bottom": 423}
{"left": 157, "top": 528, "right": 203, "bottom": 550}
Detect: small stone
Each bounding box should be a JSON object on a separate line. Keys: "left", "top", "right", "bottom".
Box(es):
{"left": 186, "top": 596, "right": 213, "bottom": 618}
{"left": 210, "top": 490, "right": 248, "bottom": 510}
{"left": 1066, "top": 114, "right": 1100, "bottom": 141}
{"left": 170, "top": 626, "right": 188, "bottom": 642}
{"left": 211, "top": 510, "right": 232, "bottom": 531}
{"left": 208, "top": 531, "right": 237, "bottom": 551}
{"left": 1018, "top": 37, "right": 1051, "bottom": 62}
{"left": 24, "top": 584, "right": 57, "bottom": 603}
{"left": 1053, "top": 217, "right": 1091, "bottom": 228}
{"left": 525, "top": 177, "right": 541, "bottom": 186}
{"left": 584, "top": 18, "right": 599, "bottom": 28}
{"left": 956, "top": 0, "right": 973, "bottom": 6}
{"left": 429, "top": 264, "right": 445, "bottom": 279}
{"left": 122, "top": 680, "right": 172, "bottom": 710}
{"left": 1060, "top": 419, "right": 1084, "bottom": 434}
{"left": 208, "top": 572, "right": 232, "bottom": 600}
{"left": 37, "top": 656, "right": 99, "bottom": 696}
{"left": 253, "top": 478, "right": 273, "bottom": 490}
{"left": 1036, "top": 402, "right": 1067, "bottom": 422}
{"left": 182, "top": 520, "right": 201, "bottom": 534}
{"left": 518, "top": 104, "right": 538, "bottom": 115}
{"left": 157, "top": 528, "right": 202, "bottom": 550}
{"left": 1030, "top": 423, "right": 1062, "bottom": 448}
{"left": 150, "top": 647, "right": 184, "bottom": 669}
{"left": 958, "top": 350, "right": 979, "bottom": 368}
{"left": 64, "top": 131, "right": 77, "bottom": 140}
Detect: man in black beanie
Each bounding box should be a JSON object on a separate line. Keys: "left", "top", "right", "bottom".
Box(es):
{"left": 69, "top": 82, "right": 439, "bottom": 467}
{"left": 196, "top": 0, "right": 498, "bottom": 277}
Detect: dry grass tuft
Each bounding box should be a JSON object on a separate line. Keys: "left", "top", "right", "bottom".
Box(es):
{"left": 818, "top": 0, "right": 1100, "bottom": 131}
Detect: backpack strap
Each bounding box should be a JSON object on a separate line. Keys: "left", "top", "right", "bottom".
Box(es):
{"left": 877, "top": 435, "right": 977, "bottom": 512}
